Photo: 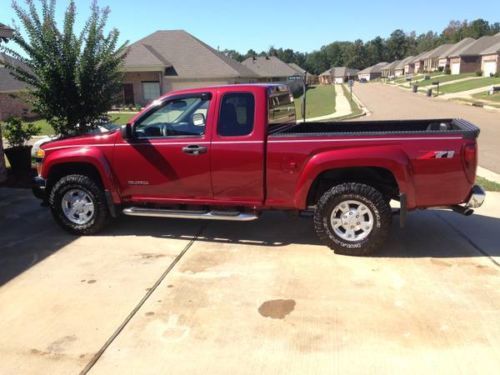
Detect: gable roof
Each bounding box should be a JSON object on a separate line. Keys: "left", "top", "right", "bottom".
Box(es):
{"left": 288, "top": 62, "right": 307, "bottom": 75}
{"left": 0, "top": 53, "right": 30, "bottom": 92}
{"left": 480, "top": 33, "right": 500, "bottom": 55}
{"left": 395, "top": 56, "right": 415, "bottom": 70}
{"left": 381, "top": 60, "right": 401, "bottom": 71}
{"left": 425, "top": 44, "right": 454, "bottom": 59}
{"left": 451, "top": 34, "right": 500, "bottom": 57}
{"left": 123, "top": 30, "right": 257, "bottom": 79}
{"left": 331, "top": 67, "right": 359, "bottom": 77}
{"left": 0, "top": 23, "right": 14, "bottom": 39}
{"left": 241, "top": 56, "right": 298, "bottom": 78}
{"left": 438, "top": 38, "right": 476, "bottom": 59}
{"left": 410, "top": 51, "right": 430, "bottom": 64}
{"left": 358, "top": 62, "right": 388, "bottom": 74}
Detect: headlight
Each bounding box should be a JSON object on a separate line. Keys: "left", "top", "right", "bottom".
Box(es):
{"left": 35, "top": 148, "right": 45, "bottom": 175}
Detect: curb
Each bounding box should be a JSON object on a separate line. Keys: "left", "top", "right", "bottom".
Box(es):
{"left": 477, "top": 166, "right": 500, "bottom": 185}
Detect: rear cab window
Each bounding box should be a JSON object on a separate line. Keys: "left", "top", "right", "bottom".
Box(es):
{"left": 218, "top": 93, "right": 255, "bottom": 137}
{"left": 267, "top": 85, "right": 296, "bottom": 132}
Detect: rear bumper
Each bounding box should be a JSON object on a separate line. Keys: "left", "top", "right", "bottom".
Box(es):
{"left": 32, "top": 176, "right": 47, "bottom": 202}
{"left": 466, "top": 185, "right": 486, "bottom": 209}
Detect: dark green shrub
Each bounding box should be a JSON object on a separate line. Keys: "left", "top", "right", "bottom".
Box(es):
{"left": 2, "top": 117, "right": 40, "bottom": 148}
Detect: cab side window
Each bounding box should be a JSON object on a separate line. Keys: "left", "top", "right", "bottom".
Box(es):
{"left": 218, "top": 93, "right": 255, "bottom": 137}
{"left": 135, "top": 97, "right": 209, "bottom": 138}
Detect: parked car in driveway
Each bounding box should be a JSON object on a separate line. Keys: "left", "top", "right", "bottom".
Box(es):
{"left": 32, "top": 84, "right": 485, "bottom": 255}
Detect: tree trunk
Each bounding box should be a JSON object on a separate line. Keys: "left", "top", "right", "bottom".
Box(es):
{"left": 0, "top": 126, "right": 7, "bottom": 183}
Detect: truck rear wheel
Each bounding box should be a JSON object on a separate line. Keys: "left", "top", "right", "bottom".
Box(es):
{"left": 314, "top": 183, "right": 392, "bottom": 256}
{"left": 49, "top": 174, "right": 110, "bottom": 235}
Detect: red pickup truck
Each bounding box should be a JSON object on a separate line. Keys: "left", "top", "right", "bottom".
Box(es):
{"left": 33, "top": 84, "right": 485, "bottom": 255}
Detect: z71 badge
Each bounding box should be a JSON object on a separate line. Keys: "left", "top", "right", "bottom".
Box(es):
{"left": 418, "top": 151, "right": 455, "bottom": 160}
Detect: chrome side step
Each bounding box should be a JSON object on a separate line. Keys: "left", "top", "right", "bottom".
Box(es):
{"left": 122, "top": 207, "right": 258, "bottom": 221}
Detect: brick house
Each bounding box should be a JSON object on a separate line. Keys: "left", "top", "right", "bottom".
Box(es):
{"left": 449, "top": 34, "right": 500, "bottom": 75}
{"left": 437, "top": 38, "right": 476, "bottom": 71}
{"left": 381, "top": 60, "right": 400, "bottom": 78}
{"left": 0, "top": 53, "right": 33, "bottom": 121}
{"left": 122, "top": 30, "right": 258, "bottom": 106}
{"left": 480, "top": 34, "right": 500, "bottom": 77}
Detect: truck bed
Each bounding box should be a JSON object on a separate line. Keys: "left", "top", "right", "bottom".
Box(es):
{"left": 271, "top": 119, "right": 480, "bottom": 139}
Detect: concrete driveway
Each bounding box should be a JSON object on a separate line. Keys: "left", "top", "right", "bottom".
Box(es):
{"left": 352, "top": 83, "right": 500, "bottom": 174}
{"left": 1, "top": 188, "right": 499, "bottom": 374}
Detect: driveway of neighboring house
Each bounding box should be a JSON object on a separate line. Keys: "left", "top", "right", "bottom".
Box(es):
{"left": 0, "top": 188, "right": 499, "bottom": 374}
{"left": 352, "top": 82, "right": 500, "bottom": 174}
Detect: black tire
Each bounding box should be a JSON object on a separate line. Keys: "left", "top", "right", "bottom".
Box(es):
{"left": 313, "top": 182, "right": 392, "bottom": 256}
{"left": 49, "top": 174, "right": 110, "bottom": 235}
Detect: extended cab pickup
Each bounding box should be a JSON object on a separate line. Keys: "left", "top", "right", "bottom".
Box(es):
{"left": 33, "top": 84, "right": 485, "bottom": 255}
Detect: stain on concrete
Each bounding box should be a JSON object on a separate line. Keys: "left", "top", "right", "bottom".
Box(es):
{"left": 138, "top": 253, "right": 166, "bottom": 260}
{"left": 258, "top": 299, "right": 296, "bottom": 319}
{"left": 145, "top": 312, "right": 155, "bottom": 316}
{"left": 431, "top": 258, "right": 452, "bottom": 267}
{"left": 87, "top": 280, "right": 96, "bottom": 284}
{"left": 167, "top": 284, "right": 174, "bottom": 288}
{"left": 46, "top": 335, "right": 77, "bottom": 353}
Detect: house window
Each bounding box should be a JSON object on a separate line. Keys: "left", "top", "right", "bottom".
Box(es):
{"left": 142, "top": 82, "right": 160, "bottom": 103}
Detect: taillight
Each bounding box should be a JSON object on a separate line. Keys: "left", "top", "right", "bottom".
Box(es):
{"left": 462, "top": 143, "right": 477, "bottom": 183}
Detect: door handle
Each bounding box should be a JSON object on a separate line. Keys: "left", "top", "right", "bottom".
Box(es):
{"left": 182, "top": 145, "right": 207, "bottom": 155}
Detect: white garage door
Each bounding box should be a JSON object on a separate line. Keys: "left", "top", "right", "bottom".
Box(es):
{"left": 483, "top": 61, "right": 497, "bottom": 77}
{"left": 451, "top": 62, "right": 460, "bottom": 75}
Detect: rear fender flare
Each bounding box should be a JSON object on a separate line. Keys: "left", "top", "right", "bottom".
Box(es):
{"left": 295, "top": 146, "right": 415, "bottom": 209}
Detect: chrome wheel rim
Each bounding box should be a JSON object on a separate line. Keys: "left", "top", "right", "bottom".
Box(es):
{"left": 330, "top": 200, "right": 374, "bottom": 242}
{"left": 61, "top": 189, "right": 95, "bottom": 225}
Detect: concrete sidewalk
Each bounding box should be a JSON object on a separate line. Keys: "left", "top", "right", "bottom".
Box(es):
{"left": 0, "top": 188, "right": 499, "bottom": 374}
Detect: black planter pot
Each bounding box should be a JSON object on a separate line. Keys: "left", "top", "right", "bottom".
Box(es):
{"left": 5, "top": 146, "right": 33, "bottom": 173}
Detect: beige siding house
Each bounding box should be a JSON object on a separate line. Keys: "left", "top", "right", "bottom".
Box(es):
{"left": 394, "top": 56, "right": 414, "bottom": 77}
{"left": 381, "top": 60, "right": 400, "bottom": 78}
{"left": 423, "top": 44, "right": 453, "bottom": 72}
{"left": 358, "top": 62, "right": 388, "bottom": 81}
{"left": 122, "top": 30, "right": 258, "bottom": 106}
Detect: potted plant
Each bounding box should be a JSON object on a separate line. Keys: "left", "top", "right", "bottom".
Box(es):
{"left": 2, "top": 117, "right": 40, "bottom": 173}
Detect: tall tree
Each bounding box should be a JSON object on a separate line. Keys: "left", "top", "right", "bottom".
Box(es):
{"left": 2, "top": 0, "right": 127, "bottom": 136}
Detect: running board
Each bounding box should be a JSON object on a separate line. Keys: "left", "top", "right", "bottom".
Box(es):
{"left": 122, "top": 207, "right": 258, "bottom": 221}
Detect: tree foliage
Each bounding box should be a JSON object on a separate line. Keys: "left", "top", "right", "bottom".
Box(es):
{"left": 1, "top": 0, "right": 127, "bottom": 136}
{"left": 223, "top": 18, "right": 500, "bottom": 75}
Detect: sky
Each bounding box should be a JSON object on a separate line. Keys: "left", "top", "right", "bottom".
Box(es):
{"left": 1, "top": 0, "right": 500, "bottom": 54}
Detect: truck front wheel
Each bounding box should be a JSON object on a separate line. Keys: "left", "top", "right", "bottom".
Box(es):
{"left": 314, "top": 183, "right": 392, "bottom": 256}
{"left": 49, "top": 174, "right": 111, "bottom": 235}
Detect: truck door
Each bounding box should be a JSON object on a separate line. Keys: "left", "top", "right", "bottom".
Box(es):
{"left": 112, "top": 93, "right": 214, "bottom": 201}
{"left": 210, "top": 88, "right": 265, "bottom": 205}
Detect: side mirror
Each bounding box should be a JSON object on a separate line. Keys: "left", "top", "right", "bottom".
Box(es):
{"left": 192, "top": 113, "right": 206, "bottom": 127}
{"left": 121, "top": 123, "right": 133, "bottom": 139}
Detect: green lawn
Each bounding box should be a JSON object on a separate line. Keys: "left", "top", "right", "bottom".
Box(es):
{"left": 2, "top": 113, "right": 137, "bottom": 137}
{"left": 471, "top": 91, "right": 500, "bottom": 103}
{"left": 438, "top": 77, "right": 500, "bottom": 94}
{"left": 476, "top": 176, "right": 500, "bottom": 192}
{"left": 417, "top": 73, "right": 476, "bottom": 87}
{"left": 295, "top": 85, "right": 336, "bottom": 119}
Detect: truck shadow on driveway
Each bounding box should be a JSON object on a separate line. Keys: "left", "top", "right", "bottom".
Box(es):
{"left": 2, "top": 190, "right": 498, "bottom": 287}
{"left": 104, "top": 210, "right": 500, "bottom": 260}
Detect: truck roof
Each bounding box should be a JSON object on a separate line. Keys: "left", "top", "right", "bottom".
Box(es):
{"left": 163, "top": 83, "right": 287, "bottom": 97}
